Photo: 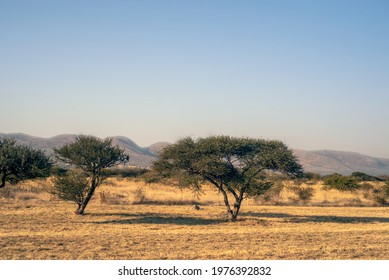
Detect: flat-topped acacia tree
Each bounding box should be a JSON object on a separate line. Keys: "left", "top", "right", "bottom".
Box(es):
{"left": 152, "top": 136, "right": 304, "bottom": 222}
{"left": 53, "top": 135, "right": 129, "bottom": 214}
{"left": 0, "top": 138, "right": 52, "bottom": 189}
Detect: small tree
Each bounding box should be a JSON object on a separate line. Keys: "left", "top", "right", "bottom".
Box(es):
{"left": 152, "top": 136, "right": 303, "bottom": 221}
{"left": 53, "top": 135, "right": 129, "bottom": 214}
{"left": 0, "top": 138, "right": 52, "bottom": 188}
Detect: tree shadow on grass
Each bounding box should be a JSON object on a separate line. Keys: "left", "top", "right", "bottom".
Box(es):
{"left": 241, "top": 212, "right": 389, "bottom": 224}
{"left": 92, "top": 213, "right": 224, "bottom": 225}
{"left": 87, "top": 212, "right": 141, "bottom": 218}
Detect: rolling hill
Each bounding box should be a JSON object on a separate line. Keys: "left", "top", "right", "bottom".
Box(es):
{"left": 1, "top": 133, "right": 389, "bottom": 175}
{"left": 293, "top": 149, "right": 389, "bottom": 176}
{"left": 0, "top": 133, "right": 159, "bottom": 167}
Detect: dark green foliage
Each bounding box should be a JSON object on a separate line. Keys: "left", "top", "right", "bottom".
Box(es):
{"left": 50, "top": 166, "right": 69, "bottom": 176}
{"left": 0, "top": 138, "right": 52, "bottom": 188}
{"left": 152, "top": 136, "right": 303, "bottom": 221}
{"left": 303, "top": 172, "right": 321, "bottom": 180}
{"left": 351, "top": 172, "right": 383, "bottom": 182}
{"left": 291, "top": 185, "right": 315, "bottom": 202}
{"left": 379, "top": 175, "right": 389, "bottom": 181}
{"left": 101, "top": 167, "right": 147, "bottom": 178}
{"left": 53, "top": 135, "right": 129, "bottom": 214}
{"left": 54, "top": 135, "right": 129, "bottom": 174}
{"left": 323, "top": 174, "right": 359, "bottom": 192}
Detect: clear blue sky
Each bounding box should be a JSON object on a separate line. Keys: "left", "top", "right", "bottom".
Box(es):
{"left": 1, "top": 0, "right": 388, "bottom": 157}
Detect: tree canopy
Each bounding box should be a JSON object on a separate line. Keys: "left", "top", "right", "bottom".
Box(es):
{"left": 0, "top": 138, "right": 52, "bottom": 188}
{"left": 152, "top": 136, "right": 303, "bottom": 221}
{"left": 54, "top": 135, "right": 129, "bottom": 174}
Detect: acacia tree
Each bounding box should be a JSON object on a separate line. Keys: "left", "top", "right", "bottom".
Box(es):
{"left": 152, "top": 136, "right": 303, "bottom": 221}
{"left": 53, "top": 135, "right": 129, "bottom": 214}
{"left": 0, "top": 138, "right": 52, "bottom": 188}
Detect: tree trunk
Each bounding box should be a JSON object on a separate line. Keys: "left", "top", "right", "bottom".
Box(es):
{"left": 75, "top": 203, "right": 82, "bottom": 214}
{"left": 218, "top": 187, "right": 235, "bottom": 221}
{"left": 75, "top": 176, "right": 99, "bottom": 215}
{"left": 231, "top": 198, "right": 243, "bottom": 222}
{"left": 231, "top": 187, "right": 246, "bottom": 221}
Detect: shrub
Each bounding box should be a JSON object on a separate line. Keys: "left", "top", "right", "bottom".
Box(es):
{"left": 323, "top": 174, "right": 359, "bottom": 192}
{"left": 50, "top": 166, "right": 69, "bottom": 176}
{"left": 351, "top": 172, "right": 383, "bottom": 182}
{"left": 101, "top": 167, "right": 147, "bottom": 178}
{"left": 0, "top": 138, "right": 52, "bottom": 189}
{"left": 255, "top": 180, "right": 284, "bottom": 204}
{"left": 379, "top": 175, "right": 389, "bottom": 181}
{"left": 99, "top": 190, "right": 128, "bottom": 205}
{"left": 373, "top": 194, "right": 387, "bottom": 206}
{"left": 0, "top": 187, "right": 16, "bottom": 199}
{"left": 132, "top": 186, "right": 147, "bottom": 204}
{"left": 372, "top": 183, "right": 389, "bottom": 206}
{"left": 290, "top": 185, "right": 315, "bottom": 203}
{"left": 99, "top": 190, "right": 109, "bottom": 204}
{"left": 50, "top": 170, "right": 90, "bottom": 211}
{"left": 303, "top": 172, "right": 321, "bottom": 181}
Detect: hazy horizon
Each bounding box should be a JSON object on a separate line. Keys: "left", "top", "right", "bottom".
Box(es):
{"left": 1, "top": 1, "right": 388, "bottom": 157}
{"left": 2, "top": 131, "right": 389, "bottom": 161}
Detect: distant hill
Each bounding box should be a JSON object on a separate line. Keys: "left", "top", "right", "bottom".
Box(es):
{"left": 293, "top": 149, "right": 389, "bottom": 176}
{"left": 147, "top": 142, "right": 171, "bottom": 155}
{"left": 1, "top": 133, "right": 389, "bottom": 175}
{"left": 0, "top": 133, "right": 161, "bottom": 167}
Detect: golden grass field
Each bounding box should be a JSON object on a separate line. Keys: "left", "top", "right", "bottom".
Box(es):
{"left": 0, "top": 178, "right": 388, "bottom": 260}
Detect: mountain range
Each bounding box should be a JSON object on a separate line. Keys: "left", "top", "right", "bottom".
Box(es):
{"left": 1, "top": 133, "right": 389, "bottom": 176}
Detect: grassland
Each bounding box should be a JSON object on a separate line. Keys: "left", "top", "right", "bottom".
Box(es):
{"left": 0, "top": 178, "right": 388, "bottom": 260}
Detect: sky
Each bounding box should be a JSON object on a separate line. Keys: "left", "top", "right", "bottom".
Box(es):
{"left": 1, "top": 0, "right": 388, "bottom": 157}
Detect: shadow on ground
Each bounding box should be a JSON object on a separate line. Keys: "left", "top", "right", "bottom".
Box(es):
{"left": 91, "top": 212, "right": 224, "bottom": 225}
{"left": 241, "top": 212, "right": 389, "bottom": 224}
{"left": 87, "top": 210, "right": 389, "bottom": 226}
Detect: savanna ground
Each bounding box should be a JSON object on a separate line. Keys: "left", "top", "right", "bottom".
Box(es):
{"left": 0, "top": 178, "right": 388, "bottom": 260}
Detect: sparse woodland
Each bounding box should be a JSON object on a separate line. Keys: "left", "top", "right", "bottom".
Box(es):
{"left": 1, "top": 135, "right": 389, "bottom": 259}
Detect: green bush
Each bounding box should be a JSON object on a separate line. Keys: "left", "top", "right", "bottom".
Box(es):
{"left": 297, "top": 186, "right": 315, "bottom": 201}
{"left": 50, "top": 166, "right": 69, "bottom": 176}
{"left": 303, "top": 172, "right": 321, "bottom": 180}
{"left": 50, "top": 170, "right": 90, "bottom": 211}
{"left": 351, "top": 172, "right": 383, "bottom": 182}
{"left": 323, "top": 174, "right": 359, "bottom": 192}
{"left": 290, "top": 185, "right": 315, "bottom": 203}
{"left": 101, "top": 167, "right": 147, "bottom": 178}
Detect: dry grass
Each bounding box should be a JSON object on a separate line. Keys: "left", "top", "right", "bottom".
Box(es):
{"left": 0, "top": 178, "right": 388, "bottom": 260}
